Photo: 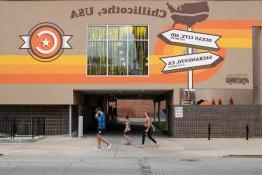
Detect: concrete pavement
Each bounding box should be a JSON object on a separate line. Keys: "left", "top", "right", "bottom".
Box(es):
{"left": 1, "top": 135, "right": 262, "bottom": 175}
{"left": 1, "top": 134, "right": 262, "bottom": 158}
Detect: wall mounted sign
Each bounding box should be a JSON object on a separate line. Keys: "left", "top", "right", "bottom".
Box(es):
{"left": 20, "top": 22, "right": 72, "bottom": 62}
{"left": 70, "top": 5, "right": 167, "bottom": 19}
{"left": 161, "top": 52, "right": 223, "bottom": 73}
{"left": 175, "top": 106, "right": 183, "bottom": 118}
{"left": 158, "top": 29, "right": 221, "bottom": 51}
{"left": 158, "top": 1, "right": 223, "bottom": 92}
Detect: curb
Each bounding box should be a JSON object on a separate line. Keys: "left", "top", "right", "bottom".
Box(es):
{"left": 0, "top": 136, "right": 45, "bottom": 143}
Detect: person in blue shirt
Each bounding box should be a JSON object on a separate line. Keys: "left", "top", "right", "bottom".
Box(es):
{"left": 95, "top": 107, "right": 112, "bottom": 151}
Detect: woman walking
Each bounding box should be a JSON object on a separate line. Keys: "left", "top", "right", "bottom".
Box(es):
{"left": 123, "top": 115, "right": 132, "bottom": 145}
{"left": 140, "top": 112, "right": 160, "bottom": 148}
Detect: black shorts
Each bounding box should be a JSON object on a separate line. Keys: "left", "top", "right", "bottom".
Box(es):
{"left": 97, "top": 130, "right": 105, "bottom": 135}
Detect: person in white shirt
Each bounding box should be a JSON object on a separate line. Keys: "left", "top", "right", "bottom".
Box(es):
{"left": 123, "top": 115, "right": 132, "bottom": 145}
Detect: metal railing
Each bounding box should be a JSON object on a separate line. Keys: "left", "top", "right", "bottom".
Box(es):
{"left": 0, "top": 117, "right": 45, "bottom": 139}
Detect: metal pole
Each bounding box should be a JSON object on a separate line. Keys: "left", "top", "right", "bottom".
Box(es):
{"left": 158, "top": 101, "right": 161, "bottom": 122}
{"left": 32, "top": 118, "right": 35, "bottom": 139}
{"left": 246, "top": 124, "right": 249, "bottom": 140}
{"left": 187, "top": 26, "right": 193, "bottom": 90}
{"left": 69, "top": 105, "right": 72, "bottom": 137}
{"left": 153, "top": 101, "right": 156, "bottom": 122}
{"left": 208, "top": 123, "right": 211, "bottom": 140}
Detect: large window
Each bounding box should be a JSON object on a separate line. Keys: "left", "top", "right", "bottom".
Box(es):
{"left": 87, "top": 25, "right": 149, "bottom": 76}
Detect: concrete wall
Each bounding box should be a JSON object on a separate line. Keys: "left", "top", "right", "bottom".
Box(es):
{"left": 253, "top": 27, "right": 262, "bottom": 105}
{"left": 0, "top": 0, "right": 260, "bottom": 104}
{"left": 196, "top": 89, "right": 253, "bottom": 105}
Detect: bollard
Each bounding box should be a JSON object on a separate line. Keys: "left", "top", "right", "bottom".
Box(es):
{"left": 12, "top": 118, "right": 16, "bottom": 139}
{"left": 78, "top": 116, "right": 83, "bottom": 138}
{"left": 208, "top": 124, "right": 211, "bottom": 140}
{"left": 32, "top": 118, "right": 35, "bottom": 139}
{"left": 246, "top": 124, "right": 249, "bottom": 140}
{"left": 11, "top": 119, "right": 14, "bottom": 139}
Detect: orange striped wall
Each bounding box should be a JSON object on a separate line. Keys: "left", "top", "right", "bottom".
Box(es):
{"left": 0, "top": 20, "right": 261, "bottom": 84}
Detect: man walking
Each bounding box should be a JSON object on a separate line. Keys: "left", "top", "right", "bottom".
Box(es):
{"left": 95, "top": 107, "right": 112, "bottom": 151}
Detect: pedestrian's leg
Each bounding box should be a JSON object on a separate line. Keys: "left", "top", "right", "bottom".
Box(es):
{"left": 127, "top": 134, "right": 131, "bottom": 143}
{"left": 96, "top": 133, "right": 101, "bottom": 148}
{"left": 124, "top": 134, "right": 129, "bottom": 142}
{"left": 142, "top": 131, "right": 146, "bottom": 145}
{"left": 147, "top": 130, "right": 157, "bottom": 144}
{"left": 124, "top": 134, "right": 131, "bottom": 144}
{"left": 99, "top": 136, "right": 109, "bottom": 146}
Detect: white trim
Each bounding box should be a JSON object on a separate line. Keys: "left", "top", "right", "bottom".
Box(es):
{"left": 69, "top": 105, "right": 72, "bottom": 137}
{"left": 147, "top": 25, "right": 150, "bottom": 76}
{"left": 126, "top": 26, "right": 129, "bottom": 76}
{"left": 106, "top": 25, "right": 109, "bottom": 76}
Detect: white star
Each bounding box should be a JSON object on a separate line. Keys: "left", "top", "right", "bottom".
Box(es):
{"left": 41, "top": 38, "right": 50, "bottom": 47}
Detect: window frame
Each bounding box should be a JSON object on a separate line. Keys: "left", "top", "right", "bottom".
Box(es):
{"left": 86, "top": 24, "right": 150, "bottom": 77}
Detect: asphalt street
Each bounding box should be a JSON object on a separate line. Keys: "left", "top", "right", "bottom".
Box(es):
{"left": 1, "top": 134, "right": 262, "bottom": 175}
{"left": 1, "top": 156, "right": 262, "bottom": 175}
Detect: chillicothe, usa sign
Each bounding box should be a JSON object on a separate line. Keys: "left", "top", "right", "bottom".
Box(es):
{"left": 158, "top": 29, "right": 221, "bottom": 51}
{"left": 161, "top": 52, "right": 223, "bottom": 73}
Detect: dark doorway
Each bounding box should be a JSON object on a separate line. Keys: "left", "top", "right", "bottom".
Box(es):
{"left": 73, "top": 90, "right": 172, "bottom": 135}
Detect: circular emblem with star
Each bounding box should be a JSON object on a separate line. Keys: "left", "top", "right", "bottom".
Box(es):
{"left": 20, "top": 22, "right": 72, "bottom": 62}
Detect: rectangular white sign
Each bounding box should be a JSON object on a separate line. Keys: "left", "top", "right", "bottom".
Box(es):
{"left": 175, "top": 107, "right": 183, "bottom": 118}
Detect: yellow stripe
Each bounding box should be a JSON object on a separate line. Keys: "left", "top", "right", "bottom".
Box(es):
{"left": 218, "top": 38, "right": 252, "bottom": 48}
{"left": 194, "top": 29, "right": 252, "bottom": 38}
{"left": 0, "top": 55, "right": 86, "bottom": 65}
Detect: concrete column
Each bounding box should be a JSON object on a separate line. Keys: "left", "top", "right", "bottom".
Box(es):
{"left": 253, "top": 27, "right": 262, "bottom": 104}
{"left": 168, "top": 89, "right": 180, "bottom": 136}
{"left": 172, "top": 89, "right": 180, "bottom": 105}
{"left": 78, "top": 115, "right": 83, "bottom": 138}
{"left": 69, "top": 105, "right": 72, "bottom": 137}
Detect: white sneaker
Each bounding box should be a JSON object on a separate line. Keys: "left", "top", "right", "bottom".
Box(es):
{"left": 106, "top": 143, "right": 112, "bottom": 150}
{"left": 94, "top": 147, "right": 102, "bottom": 151}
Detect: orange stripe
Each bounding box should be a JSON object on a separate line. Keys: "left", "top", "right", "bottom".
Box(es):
{"left": 0, "top": 74, "right": 187, "bottom": 84}
{"left": 0, "top": 66, "right": 222, "bottom": 84}
{"left": 194, "top": 20, "right": 262, "bottom": 29}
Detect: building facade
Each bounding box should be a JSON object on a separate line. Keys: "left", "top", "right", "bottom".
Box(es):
{"left": 0, "top": 0, "right": 262, "bottom": 137}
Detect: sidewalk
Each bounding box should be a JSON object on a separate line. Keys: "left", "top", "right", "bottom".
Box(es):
{"left": 1, "top": 134, "right": 262, "bottom": 159}
{"left": 0, "top": 136, "right": 45, "bottom": 143}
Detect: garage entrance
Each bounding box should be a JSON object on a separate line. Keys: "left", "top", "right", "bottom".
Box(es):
{"left": 73, "top": 90, "right": 172, "bottom": 135}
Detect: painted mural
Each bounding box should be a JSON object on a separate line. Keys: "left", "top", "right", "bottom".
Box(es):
{"left": 0, "top": 1, "right": 260, "bottom": 86}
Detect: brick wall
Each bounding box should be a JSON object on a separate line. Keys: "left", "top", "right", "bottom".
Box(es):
{"left": 0, "top": 105, "right": 69, "bottom": 135}
{"left": 171, "top": 105, "right": 262, "bottom": 138}
{"left": 117, "top": 100, "right": 154, "bottom": 118}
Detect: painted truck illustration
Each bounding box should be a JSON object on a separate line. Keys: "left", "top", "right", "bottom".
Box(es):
{"left": 226, "top": 74, "right": 249, "bottom": 85}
